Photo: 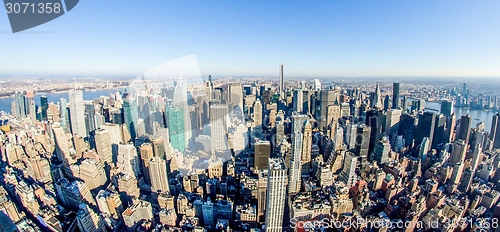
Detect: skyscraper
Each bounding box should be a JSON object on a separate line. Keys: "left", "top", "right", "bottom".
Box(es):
{"left": 253, "top": 99, "right": 263, "bottom": 128}
{"left": 84, "top": 101, "right": 96, "bottom": 134}
{"left": 292, "top": 89, "right": 303, "bottom": 113}
{"left": 441, "top": 100, "right": 454, "bottom": 116}
{"left": 355, "top": 124, "right": 371, "bottom": 168}
{"left": 228, "top": 82, "right": 244, "bottom": 111}
{"left": 210, "top": 103, "right": 229, "bottom": 151}
{"left": 392, "top": 83, "right": 400, "bottom": 109}
{"left": 76, "top": 203, "right": 106, "bottom": 232}
{"left": 370, "top": 137, "right": 391, "bottom": 165}
{"left": 40, "top": 95, "right": 48, "bottom": 121}
{"left": 166, "top": 106, "right": 186, "bottom": 152}
{"left": 69, "top": 89, "right": 87, "bottom": 137}
{"left": 94, "top": 128, "right": 113, "bottom": 164}
{"left": 265, "top": 158, "right": 287, "bottom": 232}
{"left": 254, "top": 140, "right": 271, "bottom": 170}
{"left": 457, "top": 114, "right": 472, "bottom": 143}
{"left": 123, "top": 96, "right": 138, "bottom": 141}
{"left": 490, "top": 113, "right": 500, "bottom": 149}
{"left": 316, "top": 89, "right": 339, "bottom": 131}
{"left": 173, "top": 79, "right": 192, "bottom": 146}
{"left": 288, "top": 132, "right": 303, "bottom": 195}
{"left": 301, "top": 120, "right": 313, "bottom": 175}
{"left": 279, "top": 63, "right": 284, "bottom": 99}
{"left": 385, "top": 109, "right": 401, "bottom": 138}
{"left": 59, "top": 98, "right": 70, "bottom": 133}
{"left": 415, "top": 112, "right": 436, "bottom": 148}
{"left": 149, "top": 156, "right": 169, "bottom": 194}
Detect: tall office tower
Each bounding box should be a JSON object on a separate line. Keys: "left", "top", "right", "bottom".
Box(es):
{"left": 139, "top": 143, "right": 154, "bottom": 185}
{"left": 122, "top": 200, "right": 153, "bottom": 230}
{"left": 432, "top": 114, "right": 447, "bottom": 149}
{"left": 116, "top": 143, "right": 141, "bottom": 178}
{"left": 275, "top": 120, "right": 285, "bottom": 147}
{"left": 123, "top": 96, "right": 138, "bottom": 141}
{"left": 257, "top": 171, "right": 268, "bottom": 222}
{"left": 96, "top": 190, "right": 124, "bottom": 219}
{"left": 411, "top": 99, "right": 426, "bottom": 112}
{"left": 49, "top": 102, "right": 60, "bottom": 122}
{"left": 116, "top": 173, "right": 140, "bottom": 206}
{"left": 70, "top": 158, "right": 107, "bottom": 191}
{"left": 40, "top": 95, "right": 48, "bottom": 121}
{"left": 26, "top": 92, "right": 36, "bottom": 123}
{"left": 340, "top": 151, "right": 358, "bottom": 187}
{"left": 254, "top": 140, "right": 271, "bottom": 170}
{"left": 173, "top": 80, "right": 192, "bottom": 146}
{"left": 371, "top": 82, "right": 382, "bottom": 109}
{"left": 69, "top": 89, "right": 87, "bottom": 137}
{"left": 370, "top": 136, "right": 391, "bottom": 165}
{"left": 441, "top": 100, "right": 454, "bottom": 116}
{"left": 165, "top": 106, "right": 185, "bottom": 152}
{"left": 313, "top": 79, "right": 322, "bottom": 91}
{"left": 418, "top": 137, "right": 431, "bottom": 160}
{"left": 450, "top": 139, "right": 467, "bottom": 165}
{"left": 293, "top": 89, "right": 303, "bottom": 113}
{"left": 491, "top": 113, "right": 500, "bottom": 149}
{"left": 291, "top": 113, "right": 309, "bottom": 134}
{"left": 13, "top": 92, "right": 26, "bottom": 118}
{"left": 58, "top": 179, "right": 96, "bottom": 209}
{"left": 366, "top": 110, "right": 384, "bottom": 155}
{"left": 333, "top": 126, "right": 344, "bottom": 151}
{"left": 288, "top": 132, "right": 303, "bottom": 195}
{"left": 83, "top": 101, "right": 96, "bottom": 134}
{"left": 457, "top": 114, "right": 472, "bottom": 143}
{"left": 100, "top": 123, "right": 124, "bottom": 144}
{"left": 444, "top": 113, "right": 456, "bottom": 144}
{"left": 279, "top": 63, "right": 284, "bottom": 99}
{"left": 94, "top": 128, "right": 113, "bottom": 164}
{"left": 76, "top": 203, "right": 106, "bottom": 232}
{"left": 52, "top": 125, "right": 76, "bottom": 167}
{"left": 149, "top": 156, "right": 169, "bottom": 194}
{"left": 328, "top": 104, "right": 341, "bottom": 130}
{"left": 301, "top": 120, "right": 313, "bottom": 175}
{"left": 253, "top": 99, "right": 263, "bottom": 128}
{"left": 392, "top": 83, "right": 400, "bottom": 109}
{"left": 462, "top": 82, "right": 467, "bottom": 95}
{"left": 471, "top": 143, "right": 483, "bottom": 172}
{"left": 383, "top": 95, "right": 390, "bottom": 111}
{"left": 316, "top": 89, "right": 340, "bottom": 131}
{"left": 210, "top": 103, "right": 229, "bottom": 151}
{"left": 59, "top": 98, "right": 70, "bottom": 132}
{"left": 355, "top": 124, "right": 372, "bottom": 168}
{"left": 385, "top": 109, "right": 402, "bottom": 138}
{"left": 228, "top": 82, "right": 243, "bottom": 111}
{"left": 265, "top": 158, "right": 287, "bottom": 232}
{"left": 415, "top": 112, "right": 436, "bottom": 148}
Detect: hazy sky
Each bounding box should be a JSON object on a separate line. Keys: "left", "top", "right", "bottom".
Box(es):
{"left": 0, "top": 0, "right": 499, "bottom": 78}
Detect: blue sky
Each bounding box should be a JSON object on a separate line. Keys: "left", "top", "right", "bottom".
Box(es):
{"left": 0, "top": 0, "right": 499, "bottom": 78}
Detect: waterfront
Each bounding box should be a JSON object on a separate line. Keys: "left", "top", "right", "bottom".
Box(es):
{"left": 0, "top": 88, "right": 125, "bottom": 113}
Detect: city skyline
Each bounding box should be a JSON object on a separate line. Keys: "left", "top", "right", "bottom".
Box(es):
{"left": 1, "top": 1, "right": 500, "bottom": 77}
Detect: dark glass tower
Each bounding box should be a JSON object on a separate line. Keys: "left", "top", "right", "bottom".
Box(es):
{"left": 392, "top": 83, "right": 400, "bottom": 109}
{"left": 40, "top": 95, "right": 48, "bottom": 121}
{"left": 457, "top": 114, "right": 472, "bottom": 144}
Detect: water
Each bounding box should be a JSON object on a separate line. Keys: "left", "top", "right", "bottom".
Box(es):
{"left": 416, "top": 101, "right": 497, "bottom": 132}
{"left": 0, "top": 88, "right": 125, "bottom": 113}
{"left": 1, "top": 92, "right": 497, "bottom": 133}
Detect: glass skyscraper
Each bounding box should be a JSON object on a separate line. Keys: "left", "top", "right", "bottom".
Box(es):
{"left": 166, "top": 106, "right": 185, "bottom": 152}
